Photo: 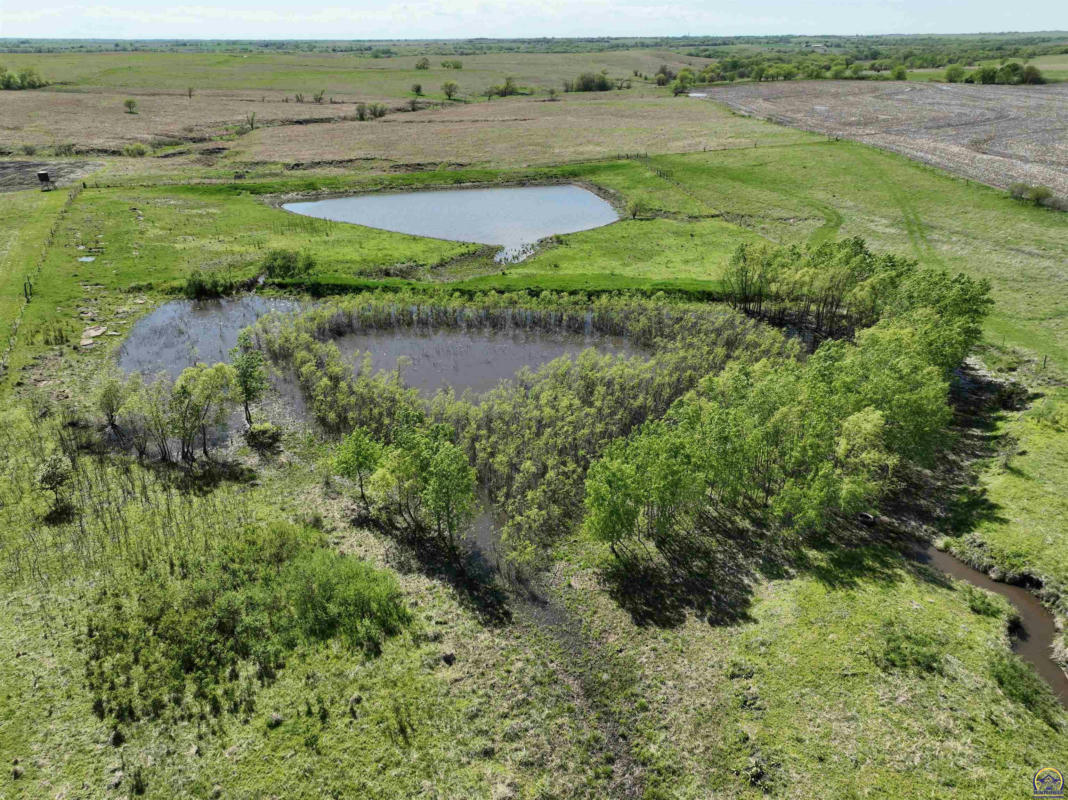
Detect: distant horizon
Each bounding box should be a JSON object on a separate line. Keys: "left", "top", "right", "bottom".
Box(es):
{"left": 2, "top": 0, "right": 1066, "bottom": 42}
{"left": 2, "top": 31, "right": 1068, "bottom": 43}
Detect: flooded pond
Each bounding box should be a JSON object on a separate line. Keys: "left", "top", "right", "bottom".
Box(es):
{"left": 912, "top": 543, "right": 1068, "bottom": 708}
{"left": 334, "top": 326, "right": 636, "bottom": 397}
{"left": 118, "top": 296, "right": 300, "bottom": 377}
{"left": 282, "top": 184, "right": 619, "bottom": 262}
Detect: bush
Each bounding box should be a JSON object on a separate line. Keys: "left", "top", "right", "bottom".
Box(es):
{"left": 182, "top": 269, "right": 236, "bottom": 299}
{"left": 415, "top": 57, "right": 430, "bottom": 70}
{"left": 284, "top": 549, "right": 410, "bottom": 652}
{"left": 944, "top": 64, "right": 965, "bottom": 82}
{"left": 263, "top": 249, "right": 315, "bottom": 279}
{"left": 1009, "top": 183, "right": 1055, "bottom": 207}
{"left": 53, "top": 142, "right": 75, "bottom": 156}
{"left": 245, "top": 422, "right": 283, "bottom": 452}
{"left": 963, "top": 585, "right": 1004, "bottom": 617}
{"left": 563, "top": 72, "right": 613, "bottom": 92}
{"left": 122, "top": 142, "right": 148, "bottom": 157}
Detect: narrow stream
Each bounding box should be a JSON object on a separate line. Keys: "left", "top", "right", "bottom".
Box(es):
{"left": 911, "top": 543, "right": 1068, "bottom": 707}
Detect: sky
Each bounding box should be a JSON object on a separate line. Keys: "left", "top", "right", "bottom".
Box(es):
{"left": 1, "top": 0, "right": 1066, "bottom": 40}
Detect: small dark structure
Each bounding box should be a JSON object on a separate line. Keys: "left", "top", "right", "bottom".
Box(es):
{"left": 37, "top": 170, "right": 54, "bottom": 191}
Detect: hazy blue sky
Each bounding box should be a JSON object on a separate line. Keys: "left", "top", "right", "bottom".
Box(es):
{"left": 1, "top": 0, "right": 1066, "bottom": 40}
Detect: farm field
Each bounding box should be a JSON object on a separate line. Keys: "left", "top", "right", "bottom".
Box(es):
{"left": 2, "top": 37, "right": 1068, "bottom": 800}
{"left": 702, "top": 80, "right": 1068, "bottom": 197}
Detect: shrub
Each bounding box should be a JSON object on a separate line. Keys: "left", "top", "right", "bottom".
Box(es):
{"left": 245, "top": 422, "right": 283, "bottom": 452}
{"left": 442, "top": 80, "right": 459, "bottom": 100}
{"left": 263, "top": 249, "right": 315, "bottom": 279}
{"left": 1009, "top": 183, "right": 1055, "bottom": 207}
{"left": 944, "top": 64, "right": 965, "bottom": 82}
{"left": 83, "top": 523, "right": 408, "bottom": 722}
{"left": 122, "top": 142, "right": 148, "bottom": 157}
{"left": 411, "top": 83, "right": 422, "bottom": 96}
{"left": 182, "top": 269, "right": 236, "bottom": 299}
{"left": 53, "top": 142, "right": 75, "bottom": 156}
{"left": 963, "top": 585, "right": 1004, "bottom": 617}
{"left": 415, "top": 57, "right": 430, "bottom": 70}
{"left": 284, "top": 549, "right": 410, "bottom": 652}
{"left": 564, "top": 72, "right": 613, "bottom": 92}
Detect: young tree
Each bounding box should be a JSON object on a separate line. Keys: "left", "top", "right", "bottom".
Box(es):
{"left": 441, "top": 80, "right": 459, "bottom": 100}
{"left": 422, "top": 442, "right": 476, "bottom": 549}
{"left": 172, "top": 363, "right": 238, "bottom": 461}
{"left": 415, "top": 57, "right": 430, "bottom": 70}
{"left": 411, "top": 83, "right": 422, "bottom": 96}
{"left": 335, "top": 427, "right": 383, "bottom": 514}
{"left": 123, "top": 98, "right": 138, "bottom": 114}
{"left": 231, "top": 331, "right": 269, "bottom": 427}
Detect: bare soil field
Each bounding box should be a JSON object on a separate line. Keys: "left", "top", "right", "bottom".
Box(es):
{"left": 703, "top": 80, "right": 1068, "bottom": 198}
{"left": 233, "top": 93, "right": 811, "bottom": 169}
{"left": 0, "top": 88, "right": 392, "bottom": 152}
{"left": 0, "top": 159, "right": 100, "bottom": 191}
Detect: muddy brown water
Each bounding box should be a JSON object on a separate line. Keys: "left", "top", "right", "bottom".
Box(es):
{"left": 911, "top": 543, "right": 1068, "bottom": 707}
{"left": 282, "top": 184, "right": 619, "bottom": 262}
{"left": 332, "top": 326, "right": 638, "bottom": 397}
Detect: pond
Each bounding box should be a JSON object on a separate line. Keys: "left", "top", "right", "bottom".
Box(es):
{"left": 282, "top": 184, "right": 619, "bottom": 262}
{"left": 117, "top": 296, "right": 300, "bottom": 378}
{"left": 119, "top": 296, "right": 639, "bottom": 398}
{"left": 333, "top": 326, "right": 636, "bottom": 397}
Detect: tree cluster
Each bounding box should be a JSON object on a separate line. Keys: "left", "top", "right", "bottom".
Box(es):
{"left": 584, "top": 240, "right": 992, "bottom": 561}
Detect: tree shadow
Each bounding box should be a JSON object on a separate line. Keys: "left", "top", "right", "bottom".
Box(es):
{"left": 602, "top": 517, "right": 786, "bottom": 629}
{"left": 365, "top": 514, "right": 512, "bottom": 628}
{"left": 602, "top": 363, "right": 1021, "bottom": 629}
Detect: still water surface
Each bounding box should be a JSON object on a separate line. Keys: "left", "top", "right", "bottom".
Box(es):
{"left": 282, "top": 184, "right": 619, "bottom": 262}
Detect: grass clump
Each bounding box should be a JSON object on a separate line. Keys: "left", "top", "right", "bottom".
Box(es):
{"left": 182, "top": 268, "right": 237, "bottom": 298}
{"left": 874, "top": 621, "right": 945, "bottom": 674}
{"left": 990, "top": 651, "right": 1061, "bottom": 727}
{"left": 263, "top": 248, "right": 315, "bottom": 279}
{"left": 84, "top": 522, "right": 409, "bottom": 723}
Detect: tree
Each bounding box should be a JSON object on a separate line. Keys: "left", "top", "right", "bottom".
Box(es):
{"left": 442, "top": 80, "right": 459, "bottom": 100}
{"left": 231, "top": 331, "right": 269, "bottom": 427}
{"left": 172, "top": 363, "right": 238, "bottom": 461}
{"left": 422, "top": 442, "right": 476, "bottom": 549}
{"left": 1022, "top": 64, "right": 1045, "bottom": 84}
{"left": 94, "top": 370, "right": 126, "bottom": 430}
{"left": 123, "top": 98, "right": 138, "bottom": 114}
{"left": 415, "top": 57, "right": 430, "bottom": 70}
{"left": 335, "top": 427, "right": 383, "bottom": 514}
{"left": 944, "top": 64, "right": 965, "bottom": 83}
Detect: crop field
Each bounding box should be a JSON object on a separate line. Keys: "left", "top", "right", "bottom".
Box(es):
{"left": 702, "top": 80, "right": 1068, "bottom": 197}
{"left": 2, "top": 38, "right": 1068, "bottom": 800}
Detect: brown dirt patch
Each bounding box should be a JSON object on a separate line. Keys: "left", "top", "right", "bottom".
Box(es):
{"left": 232, "top": 92, "right": 811, "bottom": 169}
